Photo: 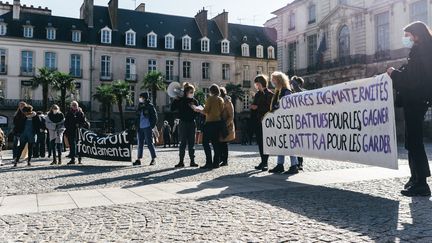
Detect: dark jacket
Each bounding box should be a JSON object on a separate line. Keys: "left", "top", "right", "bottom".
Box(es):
{"left": 15, "top": 112, "right": 42, "bottom": 135}
{"left": 170, "top": 96, "right": 199, "bottom": 122}
{"left": 251, "top": 88, "right": 274, "bottom": 122}
{"left": 136, "top": 100, "right": 157, "bottom": 129}
{"left": 12, "top": 110, "right": 26, "bottom": 135}
{"left": 65, "top": 109, "right": 87, "bottom": 137}
{"left": 391, "top": 42, "right": 432, "bottom": 106}
{"left": 271, "top": 88, "right": 292, "bottom": 112}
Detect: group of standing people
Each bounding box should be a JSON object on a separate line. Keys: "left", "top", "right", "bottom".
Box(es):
{"left": 10, "top": 101, "right": 88, "bottom": 167}
{"left": 161, "top": 119, "right": 180, "bottom": 148}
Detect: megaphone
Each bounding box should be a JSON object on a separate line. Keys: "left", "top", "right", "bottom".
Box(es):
{"left": 167, "top": 82, "right": 183, "bottom": 98}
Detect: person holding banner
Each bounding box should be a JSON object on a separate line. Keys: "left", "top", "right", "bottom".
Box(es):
{"left": 387, "top": 21, "right": 432, "bottom": 197}
{"left": 251, "top": 75, "right": 274, "bottom": 171}
{"left": 267, "top": 72, "right": 299, "bottom": 175}
{"left": 65, "top": 101, "right": 88, "bottom": 165}
{"left": 133, "top": 92, "right": 158, "bottom": 166}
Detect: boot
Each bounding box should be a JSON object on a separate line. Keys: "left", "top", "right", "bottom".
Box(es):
{"left": 132, "top": 159, "right": 141, "bottom": 166}
{"left": 255, "top": 162, "right": 268, "bottom": 171}
{"left": 401, "top": 183, "right": 431, "bottom": 197}
{"left": 283, "top": 165, "right": 299, "bottom": 175}
{"left": 200, "top": 162, "right": 213, "bottom": 169}
{"left": 175, "top": 162, "right": 185, "bottom": 168}
{"left": 190, "top": 161, "right": 199, "bottom": 167}
{"left": 27, "top": 160, "right": 31, "bottom": 167}
{"left": 67, "top": 159, "right": 76, "bottom": 165}
{"left": 150, "top": 159, "right": 156, "bottom": 166}
{"left": 404, "top": 177, "right": 416, "bottom": 189}
{"left": 50, "top": 160, "right": 57, "bottom": 165}
{"left": 269, "top": 164, "right": 284, "bottom": 173}
{"left": 58, "top": 156, "right": 62, "bottom": 165}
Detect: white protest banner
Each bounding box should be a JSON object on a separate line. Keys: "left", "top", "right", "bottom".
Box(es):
{"left": 262, "top": 74, "right": 398, "bottom": 169}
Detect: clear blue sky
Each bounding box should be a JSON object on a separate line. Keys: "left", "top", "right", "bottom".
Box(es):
{"left": 20, "top": 0, "right": 290, "bottom": 26}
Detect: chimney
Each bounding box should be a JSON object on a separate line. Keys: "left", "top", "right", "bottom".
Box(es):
{"left": 135, "top": 3, "right": 145, "bottom": 12}
{"left": 212, "top": 10, "right": 228, "bottom": 39}
{"left": 108, "top": 0, "right": 118, "bottom": 30}
{"left": 12, "top": 0, "right": 20, "bottom": 20}
{"left": 80, "top": 0, "right": 93, "bottom": 28}
{"left": 195, "top": 8, "right": 208, "bottom": 37}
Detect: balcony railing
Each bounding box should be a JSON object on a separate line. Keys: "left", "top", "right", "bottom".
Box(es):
{"left": 0, "top": 64, "right": 7, "bottom": 75}
{"left": 374, "top": 50, "right": 391, "bottom": 61}
{"left": 125, "top": 73, "right": 138, "bottom": 82}
{"left": 242, "top": 80, "right": 251, "bottom": 88}
{"left": 70, "top": 68, "right": 83, "bottom": 78}
{"left": 165, "top": 75, "right": 179, "bottom": 82}
{"left": 20, "top": 66, "right": 35, "bottom": 76}
{"left": 100, "top": 72, "right": 113, "bottom": 81}
{"left": 297, "top": 54, "right": 367, "bottom": 75}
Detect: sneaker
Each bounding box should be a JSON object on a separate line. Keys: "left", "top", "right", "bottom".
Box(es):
{"left": 269, "top": 164, "right": 284, "bottom": 173}
{"left": 132, "top": 160, "right": 141, "bottom": 166}
{"left": 150, "top": 159, "right": 156, "bottom": 166}
{"left": 175, "top": 162, "right": 185, "bottom": 168}
{"left": 190, "top": 161, "right": 199, "bottom": 167}
{"left": 283, "top": 165, "right": 299, "bottom": 175}
{"left": 401, "top": 184, "right": 431, "bottom": 197}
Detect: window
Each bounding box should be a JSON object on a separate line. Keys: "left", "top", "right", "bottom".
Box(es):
{"left": 308, "top": 4, "right": 316, "bottom": 24}
{"left": 101, "top": 55, "right": 112, "bottom": 80}
{"left": 288, "top": 42, "right": 297, "bottom": 72}
{"left": 21, "top": 51, "right": 33, "bottom": 75}
{"left": 0, "top": 49, "right": 6, "bottom": 74}
{"left": 0, "top": 80, "right": 4, "bottom": 99}
{"left": 268, "top": 46, "right": 275, "bottom": 59}
{"left": 147, "top": 32, "right": 157, "bottom": 48}
{"left": 307, "top": 34, "right": 317, "bottom": 66}
{"left": 375, "top": 12, "right": 390, "bottom": 54}
{"left": 166, "top": 60, "right": 174, "bottom": 81}
{"left": 70, "top": 54, "right": 81, "bottom": 77}
{"left": 410, "top": 0, "right": 428, "bottom": 23}
{"left": 222, "top": 64, "right": 230, "bottom": 80}
{"left": 72, "top": 31, "right": 81, "bottom": 42}
{"left": 202, "top": 62, "right": 210, "bottom": 79}
{"left": 0, "top": 23, "right": 7, "bottom": 36}
{"left": 125, "top": 29, "right": 136, "bottom": 46}
{"left": 243, "top": 93, "right": 251, "bottom": 111}
{"left": 241, "top": 43, "right": 250, "bottom": 57}
{"left": 46, "top": 28, "right": 56, "bottom": 40}
{"left": 183, "top": 61, "right": 191, "bottom": 79}
{"left": 256, "top": 66, "right": 263, "bottom": 75}
{"left": 289, "top": 13, "right": 296, "bottom": 30}
{"left": 338, "top": 25, "right": 350, "bottom": 58}
{"left": 339, "top": 0, "right": 348, "bottom": 4}
{"left": 182, "top": 35, "right": 191, "bottom": 51}
{"left": 126, "top": 57, "right": 137, "bottom": 81}
{"left": 45, "top": 52, "right": 57, "bottom": 70}
{"left": 221, "top": 39, "right": 230, "bottom": 54}
{"left": 126, "top": 85, "right": 136, "bottom": 110}
{"left": 71, "top": 82, "right": 81, "bottom": 101}
{"left": 148, "top": 59, "right": 157, "bottom": 72}
{"left": 268, "top": 67, "right": 275, "bottom": 79}
{"left": 201, "top": 37, "right": 210, "bottom": 52}
{"left": 243, "top": 65, "right": 250, "bottom": 81}
{"left": 23, "top": 26, "right": 33, "bottom": 38}
{"left": 165, "top": 34, "right": 174, "bottom": 49}
{"left": 21, "top": 80, "right": 33, "bottom": 100}
{"left": 256, "top": 45, "right": 264, "bottom": 58}
{"left": 101, "top": 27, "right": 112, "bottom": 44}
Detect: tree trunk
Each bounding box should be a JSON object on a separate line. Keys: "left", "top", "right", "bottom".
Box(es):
{"left": 107, "top": 104, "right": 112, "bottom": 133}
{"left": 42, "top": 83, "right": 48, "bottom": 112}
{"left": 61, "top": 89, "right": 67, "bottom": 113}
{"left": 118, "top": 99, "right": 125, "bottom": 130}
{"left": 152, "top": 84, "right": 157, "bottom": 108}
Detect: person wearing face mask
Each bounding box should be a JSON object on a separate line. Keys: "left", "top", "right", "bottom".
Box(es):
{"left": 250, "top": 75, "right": 274, "bottom": 171}
{"left": 171, "top": 83, "right": 200, "bottom": 167}
{"left": 45, "top": 105, "right": 66, "bottom": 165}
{"left": 387, "top": 21, "right": 432, "bottom": 197}
{"left": 134, "top": 92, "right": 158, "bottom": 166}
{"left": 14, "top": 105, "right": 42, "bottom": 167}
{"left": 64, "top": 101, "right": 88, "bottom": 165}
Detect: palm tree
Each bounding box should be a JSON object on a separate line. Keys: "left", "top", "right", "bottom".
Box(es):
{"left": 194, "top": 89, "right": 206, "bottom": 105}
{"left": 51, "top": 71, "right": 76, "bottom": 113}
{"left": 112, "top": 80, "right": 132, "bottom": 130}
{"left": 225, "top": 83, "right": 245, "bottom": 114}
{"left": 142, "top": 71, "right": 166, "bottom": 108}
{"left": 93, "top": 84, "right": 115, "bottom": 121}
{"left": 31, "top": 67, "right": 55, "bottom": 112}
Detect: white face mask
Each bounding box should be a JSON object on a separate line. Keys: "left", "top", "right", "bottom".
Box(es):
{"left": 139, "top": 98, "right": 145, "bottom": 103}
{"left": 187, "top": 93, "right": 194, "bottom": 98}
{"left": 402, "top": 36, "right": 414, "bottom": 48}
{"left": 53, "top": 110, "right": 59, "bottom": 114}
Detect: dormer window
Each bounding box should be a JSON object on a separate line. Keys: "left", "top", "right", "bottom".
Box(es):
{"left": 268, "top": 46, "right": 275, "bottom": 59}
{"left": 72, "top": 30, "right": 81, "bottom": 43}
{"left": 182, "top": 35, "right": 191, "bottom": 51}
{"left": 46, "top": 27, "right": 56, "bottom": 40}
{"left": 165, "top": 33, "right": 174, "bottom": 49}
{"left": 256, "top": 45, "right": 264, "bottom": 58}
{"left": 241, "top": 43, "right": 250, "bottom": 57}
{"left": 125, "top": 29, "right": 136, "bottom": 46}
{"left": 147, "top": 31, "right": 157, "bottom": 48}
{"left": 101, "top": 26, "right": 112, "bottom": 44}
{"left": 23, "top": 26, "right": 33, "bottom": 38}
{"left": 0, "top": 23, "right": 7, "bottom": 36}
{"left": 221, "top": 39, "right": 230, "bottom": 54}
{"left": 201, "top": 37, "right": 210, "bottom": 52}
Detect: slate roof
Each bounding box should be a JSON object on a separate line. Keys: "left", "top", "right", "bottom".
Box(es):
{"left": 0, "top": 5, "right": 277, "bottom": 58}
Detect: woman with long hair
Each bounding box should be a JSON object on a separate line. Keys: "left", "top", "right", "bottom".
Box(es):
{"left": 12, "top": 101, "right": 27, "bottom": 160}
{"left": 219, "top": 87, "right": 235, "bottom": 166}
{"left": 387, "top": 21, "right": 432, "bottom": 197}
{"left": 45, "top": 104, "right": 66, "bottom": 165}
{"left": 268, "top": 71, "right": 299, "bottom": 175}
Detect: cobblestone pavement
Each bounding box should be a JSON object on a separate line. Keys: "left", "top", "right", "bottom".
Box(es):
{"left": 0, "top": 177, "right": 431, "bottom": 242}
{"left": 0, "top": 144, "right": 378, "bottom": 197}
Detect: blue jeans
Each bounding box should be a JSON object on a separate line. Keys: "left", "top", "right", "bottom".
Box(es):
{"left": 137, "top": 127, "right": 156, "bottom": 159}
{"left": 277, "top": 156, "right": 298, "bottom": 166}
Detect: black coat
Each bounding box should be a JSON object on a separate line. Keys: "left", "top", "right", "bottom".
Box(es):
{"left": 391, "top": 42, "right": 432, "bottom": 106}
{"left": 12, "top": 110, "right": 26, "bottom": 135}
{"left": 14, "top": 112, "right": 42, "bottom": 135}
{"left": 64, "top": 109, "right": 87, "bottom": 137}
{"left": 136, "top": 101, "right": 157, "bottom": 129}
